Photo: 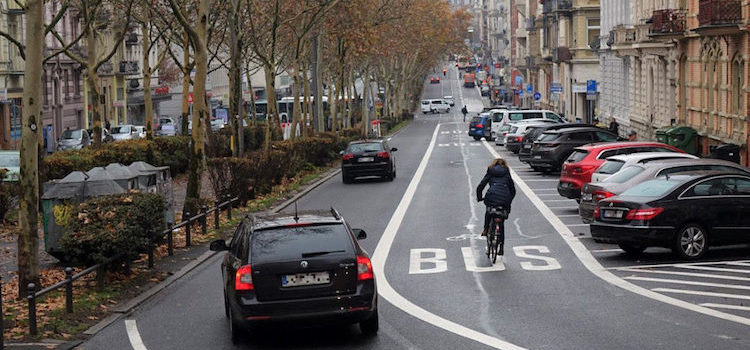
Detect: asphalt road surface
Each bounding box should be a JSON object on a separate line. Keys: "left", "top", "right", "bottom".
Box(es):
{"left": 78, "top": 66, "right": 750, "bottom": 350}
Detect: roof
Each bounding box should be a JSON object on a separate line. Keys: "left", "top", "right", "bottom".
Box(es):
{"left": 129, "top": 161, "right": 169, "bottom": 173}
{"left": 579, "top": 141, "right": 672, "bottom": 150}
{"left": 603, "top": 152, "right": 697, "bottom": 163}
{"left": 252, "top": 210, "right": 343, "bottom": 231}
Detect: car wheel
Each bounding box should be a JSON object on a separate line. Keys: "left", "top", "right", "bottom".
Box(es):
{"left": 673, "top": 223, "right": 708, "bottom": 260}
{"left": 473, "top": 136, "right": 481, "bottom": 141}
{"left": 531, "top": 166, "right": 542, "bottom": 172}
{"left": 229, "top": 308, "right": 242, "bottom": 344}
{"left": 360, "top": 311, "right": 379, "bottom": 336}
{"left": 618, "top": 243, "right": 646, "bottom": 255}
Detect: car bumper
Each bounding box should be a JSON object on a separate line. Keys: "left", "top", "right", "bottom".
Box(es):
{"left": 579, "top": 200, "right": 595, "bottom": 223}
{"left": 518, "top": 149, "right": 533, "bottom": 163}
{"left": 528, "top": 156, "right": 558, "bottom": 169}
{"left": 557, "top": 181, "right": 581, "bottom": 199}
{"left": 231, "top": 283, "right": 376, "bottom": 326}
{"left": 590, "top": 222, "right": 676, "bottom": 246}
{"left": 505, "top": 142, "right": 521, "bottom": 153}
{"left": 343, "top": 162, "right": 390, "bottom": 178}
{"left": 468, "top": 129, "right": 484, "bottom": 137}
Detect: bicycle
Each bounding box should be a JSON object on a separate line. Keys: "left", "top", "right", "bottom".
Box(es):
{"left": 485, "top": 206, "right": 508, "bottom": 264}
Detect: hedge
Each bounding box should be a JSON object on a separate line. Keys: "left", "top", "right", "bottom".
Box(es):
{"left": 59, "top": 192, "right": 167, "bottom": 265}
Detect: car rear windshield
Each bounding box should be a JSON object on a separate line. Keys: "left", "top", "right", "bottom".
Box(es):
{"left": 604, "top": 166, "right": 645, "bottom": 184}
{"left": 509, "top": 112, "right": 543, "bottom": 120}
{"left": 421, "top": 101, "right": 429, "bottom": 105}
{"left": 537, "top": 132, "right": 562, "bottom": 142}
{"left": 621, "top": 179, "right": 682, "bottom": 198}
{"left": 348, "top": 142, "right": 384, "bottom": 153}
{"left": 471, "top": 117, "right": 483, "bottom": 124}
{"left": 596, "top": 160, "right": 625, "bottom": 174}
{"left": 509, "top": 126, "right": 519, "bottom": 134}
{"left": 566, "top": 150, "right": 589, "bottom": 163}
{"left": 251, "top": 224, "right": 353, "bottom": 262}
{"left": 111, "top": 126, "right": 131, "bottom": 134}
{"left": 61, "top": 130, "right": 82, "bottom": 140}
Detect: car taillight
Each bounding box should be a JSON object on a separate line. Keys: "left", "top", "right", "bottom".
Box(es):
{"left": 625, "top": 207, "right": 664, "bottom": 221}
{"left": 592, "top": 190, "right": 615, "bottom": 202}
{"left": 235, "top": 265, "right": 254, "bottom": 291}
{"left": 502, "top": 132, "right": 508, "bottom": 136}
{"left": 593, "top": 206, "right": 600, "bottom": 220}
{"left": 476, "top": 124, "right": 483, "bottom": 128}
{"left": 515, "top": 136, "right": 523, "bottom": 142}
{"left": 342, "top": 154, "right": 354, "bottom": 161}
{"left": 571, "top": 165, "right": 596, "bottom": 175}
{"left": 357, "top": 255, "right": 374, "bottom": 281}
{"left": 377, "top": 151, "right": 389, "bottom": 159}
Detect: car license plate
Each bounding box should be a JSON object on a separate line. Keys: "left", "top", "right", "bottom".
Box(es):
{"left": 281, "top": 271, "right": 330, "bottom": 287}
{"left": 470, "top": 128, "right": 476, "bottom": 131}
{"left": 603, "top": 210, "right": 623, "bottom": 219}
{"left": 524, "top": 144, "right": 531, "bottom": 149}
{"left": 358, "top": 157, "right": 374, "bottom": 162}
{"left": 534, "top": 155, "right": 542, "bottom": 159}
{"left": 582, "top": 193, "right": 592, "bottom": 201}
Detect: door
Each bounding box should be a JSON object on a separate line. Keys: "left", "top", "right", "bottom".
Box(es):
{"left": 681, "top": 178, "right": 741, "bottom": 244}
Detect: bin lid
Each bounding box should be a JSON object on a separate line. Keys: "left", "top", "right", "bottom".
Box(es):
{"left": 665, "top": 126, "right": 697, "bottom": 135}
{"left": 655, "top": 126, "right": 677, "bottom": 134}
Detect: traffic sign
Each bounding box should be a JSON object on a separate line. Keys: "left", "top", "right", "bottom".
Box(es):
{"left": 527, "top": 84, "right": 533, "bottom": 93}
{"left": 533, "top": 92, "right": 541, "bottom": 101}
{"left": 514, "top": 76, "right": 523, "bottom": 86}
{"left": 550, "top": 82, "right": 563, "bottom": 94}
{"left": 586, "top": 80, "right": 597, "bottom": 101}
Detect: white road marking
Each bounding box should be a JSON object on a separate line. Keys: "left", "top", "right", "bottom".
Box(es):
{"left": 125, "top": 320, "right": 148, "bottom": 350}
{"left": 480, "top": 140, "right": 750, "bottom": 326}
{"left": 590, "top": 248, "right": 623, "bottom": 253}
{"left": 652, "top": 288, "right": 750, "bottom": 301}
{"left": 547, "top": 206, "right": 579, "bottom": 210}
{"left": 611, "top": 259, "right": 750, "bottom": 270}
{"left": 544, "top": 199, "right": 577, "bottom": 202}
{"left": 513, "top": 246, "right": 562, "bottom": 271}
{"left": 624, "top": 276, "right": 750, "bottom": 291}
{"left": 700, "top": 303, "right": 750, "bottom": 312}
{"left": 535, "top": 193, "right": 563, "bottom": 196}
{"left": 409, "top": 249, "right": 448, "bottom": 274}
{"left": 462, "top": 247, "right": 506, "bottom": 272}
{"left": 727, "top": 262, "right": 750, "bottom": 267}
{"left": 615, "top": 268, "right": 750, "bottom": 282}
{"left": 513, "top": 217, "right": 540, "bottom": 239}
{"left": 555, "top": 214, "right": 582, "bottom": 218}
{"left": 372, "top": 124, "right": 528, "bottom": 350}
{"left": 566, "top": 224, "right": 589, "bottom": 227}
{"left": 674, "top": 265, "right": 750, "bottom": 274}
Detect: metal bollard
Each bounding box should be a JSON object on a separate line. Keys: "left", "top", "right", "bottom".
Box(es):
{"left": 186, "top": 219, "right": 192, "bottom": 247}
{"left": 168, "top": 229, "right": 174, "bottom": 256}
{"left": 27, "top": 283, "right": 36, "bottom": 336}
{"left": 97, "top": 265, "right": 105, "bottom": 292}
{"left": 201, "top": 205, "right": 208, "bottom": 235}
{"left": 65, "top": 267, "right": 73, "bottom": 313}
{"left": 214, "top": 201, "right": 220, "bottom": 229}
{"left": 147, "top": 241, "right": 154, "bottom": 268}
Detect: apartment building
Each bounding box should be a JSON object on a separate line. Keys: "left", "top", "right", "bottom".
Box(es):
{"left": 599, "top": 0, "right": 633, "bottom": 137}
{"left": 0, "top": 0, "right": 25, "bottom": 149}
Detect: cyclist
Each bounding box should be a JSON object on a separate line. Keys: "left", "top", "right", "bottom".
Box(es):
{"left": 461, "top": 105, "right": 468, "bottom": 122}
{"left": 476, "top": 158, "right": 516, "bottom": 253}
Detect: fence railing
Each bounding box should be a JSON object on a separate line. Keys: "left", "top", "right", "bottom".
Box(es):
{"left": 0, "top": 196, "right": 238, "bottom": 345}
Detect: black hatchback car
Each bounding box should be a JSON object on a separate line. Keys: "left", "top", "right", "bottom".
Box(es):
{"left": 590, "top": 173, "right": 750, "bottom": 260}
{"left": 528, "top": 127, "right": 618, "bottom": 171}
{"left": 518, "top": 123, "right": 593, "bottom": 164}
{"left": 210, "top": 209, "right": 378, "bottom": 343}
{"left": 341, "top": 140, "right": 397, "bottom": 183}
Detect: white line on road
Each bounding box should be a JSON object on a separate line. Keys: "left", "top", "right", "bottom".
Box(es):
{"left": 544, "top": 199, "right": 577, "bottom": 202}
{"left": 372, "top": 124, "right": 527, "bottom": 350}
{"left": 700, "top": 303, "right": 750, "bottom": 312}
{"left": 611, "top": 259, "right": 750, "bottom": 270}
{"left": 547, "top": 206, "right": 579, "bottom": 210}
{"left": 624, "top": 276, "right": 750, "bottom": 291}
{"left": 555, "top": 214, "right": 581, "bottom": 218}
{"left": 590, "top": 248, "right": 624, "bottom": 253}
{"left": 615, "top": 268, "right": 750, "bottom": 282}
{"left": 674, "top": 265, "right": 750, "bottom": 274}
{"left": 535, "top": 193, "right": 563, "bottom": 196}
{"left": 727, "top": 262, "right": 750, "bottom": 267}
{"left": 519, "top": 179, "right": 559, "bottom": 182}
{"left": 566, "top": 224, "right": 589, "bottom": 227}
{"left": 652, "top": 288, "right": 750, "bottom": 301}
{"left": 125, "top": 320, "right": 148, "bottom": 350}
{"left": 480, "top": 140, "right": 750, "bottom": 326}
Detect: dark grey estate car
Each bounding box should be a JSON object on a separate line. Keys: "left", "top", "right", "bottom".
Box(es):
{"left": 528, "top": 127, "right": 619, "bottom": 171}
{"left": 210, "top": 210, "right": 378, "bottom": 344}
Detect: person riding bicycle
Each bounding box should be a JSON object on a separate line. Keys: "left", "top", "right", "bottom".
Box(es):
{"left": 476, "top": 158, "right": 516, "bottom": 239}
{"left": 461, "top": 105, "right": 468, "bottom": 122}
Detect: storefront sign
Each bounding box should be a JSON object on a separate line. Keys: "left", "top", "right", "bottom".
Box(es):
{"left": 155, "top": 86, "right": 169, "bottom": 95}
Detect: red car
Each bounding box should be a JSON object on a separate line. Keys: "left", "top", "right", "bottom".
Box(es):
{"left": 557, "top": 142, "right": 684, "bottom": 200}
{"left": 430, "top": 76, "right": 440, "bottom": 84}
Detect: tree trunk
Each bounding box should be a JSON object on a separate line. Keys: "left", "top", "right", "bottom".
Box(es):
{"left": 228, "top": 0, "right": 241, "bottom": 156}
{"left": 329, "top": 76, "right": 337, "bottom": 132}
{"left": 312, "top": 31, "right": 324, "bottom": 132}
{"left": 142, "top": 20, "right": 154, "bottom": 140}
{"left": 180, "top": 34, "right": 190, "bottom": 135}
{"left": 290, "top": 57, "right": 302, "bottom": 140}
{"left": 263, "top": 66, "right": 278, "bottom": 149}
{"left": 245, "top": 62, "right": 256, "bottom": 126}
{"left": 86, "top": 27, "right": 103, "bottom": 148}
{"left": 303, "top": 66, "right": 312, "bottom": 137}
{"left": 362, "top": 67, "right": 370, "bottom": 137}
{"left": 348, "top": 70, "right": 355, "bottom": 128}
{"left": 17, "top": 0, "right": 42, "bottom": 297}
{"left": 184, "top": 0, "right": 211, "bottom": 215}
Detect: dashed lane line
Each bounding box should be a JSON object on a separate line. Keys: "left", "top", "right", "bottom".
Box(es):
{"left": 480, "top": 139, "right": 750, "bottom": 327}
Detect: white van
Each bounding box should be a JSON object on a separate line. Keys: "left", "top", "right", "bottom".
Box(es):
{"left": 421, "top": 99, "right": 450, "bottom": 114}
{"left": 486, "top": 109, "right": 566, "bottom": 140}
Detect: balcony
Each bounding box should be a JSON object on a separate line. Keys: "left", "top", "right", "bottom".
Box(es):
{"left": 119, "top": 61, "right": 140, "bottom": 75}
{"left": 698, "top": 0, "right": 741, "bottom": 26}
{"left": 649, "top": 9, "right": 686, "bottom": 38}
{"left": 552, "top": 47, "right": 572, "bottom": 62}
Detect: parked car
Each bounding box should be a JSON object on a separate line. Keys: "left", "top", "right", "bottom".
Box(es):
{"left": 111, "top": 125, "right": 139, "bottom": 141}
{"left": 157, "top": 117, "right": 177, "bottom": 136}
{"left": 468, "top": 113, "right": 492, "bottom": 141}
{"left": 480, "top": 85, "right": 490, "bottom": 96}
{"left": 209, "top": 209, "right": 378, "bottom": 343}
{"left": 134, "top": 126, "right": 146, "bottom": 139}
{"left": 57, "top": 128, "right": 91, "bottom": 151}
{"left": 590, "top": 152, "right": 698, "bottom": 183}
{"left": 487, "top": 109, "right": 566, "bottom": 141}
{"left": 0, "top": 151, "right": 20, "bottom": 182}
{"left": 518, "top": 124, "right": 590, "bottom": 164}
{"left": 341, "top": 139, "right": 397, "bottom": 183}
{"left": 590, "top": 173, "right": 750, "bottom": 259}
{"left": 443, "top": 96, "right": 455, "bottom": 106}
{"left": 430, "top": 76, "right": 440, "bottom": 84}
{"left": 579, "top": 158, "right": 750, "bottom": 223}
{"left": 504, "top": 120, "right": 558, "bottom": 153}
{"left": 557, "top": 142, "right": 684, "bottom": 200}
{"left": 494, "top": 124, "right": 513, "bottom": 146}
{"left": 528, "top": 127, "right": 619, "bottom": 172}
{"left": 420, "top": 99, "right": 450, "bottom": 114}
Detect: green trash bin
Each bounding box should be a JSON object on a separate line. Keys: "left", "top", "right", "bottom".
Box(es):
{"left": 655, "top": 126, "right": 675, "bottom": 144}
{"left": 665, "top": 126, "right": 698, "bottom": 155}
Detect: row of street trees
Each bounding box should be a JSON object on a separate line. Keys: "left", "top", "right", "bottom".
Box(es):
{"left": 0, "top": 0, "right": 469, "bottom": 296}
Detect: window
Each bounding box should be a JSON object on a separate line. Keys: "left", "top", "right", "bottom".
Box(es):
{"left": 547, "top": 113, "right": 564, "bottom": 122}
{"left": 587, "top": 18, "right": 601, "bottom": 47}
{"left": 595, "top": 131, "right": 617, "bottom": 142}
{"left": 604, "top": 166, "right": 645, "bottom": 184}
{"left": 568, "top": 132, "right": 593, "bottom": 141}
{"left": 622, "top": 179, "right": 681, "bottom": 198}
{"left": 566, "top": 150, "right": 590, "bottom": 163}
{"left": 596, "top": 160, "right": 626, "bottom": 175}
{"left": 251, "top": 224, "right": 353, "bottom": 261}
{"left": 538, "top": 132, "right": 562, "bottom": 142}
{"left": 347, "top": 142, "right": 384, "bottom": 153}
{"left": 732, "top": 57, "right": 744, "bottom": 115}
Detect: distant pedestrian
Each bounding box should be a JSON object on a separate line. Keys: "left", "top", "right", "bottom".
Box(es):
{"left": 593, "top": 117, "right": 605, "bottom": 128}
{"left": 461, "top": 105, "right": 468, "bottom": 122}
{"left": 609, "top": 119, "right": 619, "bottom": 135}
{"left": 628, "top": 130, "right": 637, "bottom": 141}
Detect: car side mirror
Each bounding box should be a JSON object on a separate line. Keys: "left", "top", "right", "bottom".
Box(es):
{"left": 209, "top": 239, "right": 229, "bottom": 251}
{"left": 353, "top": 229, "right": 367, "bottom": 240}
{"left": 391, "top": 148, "right": 398, "bottom": 152}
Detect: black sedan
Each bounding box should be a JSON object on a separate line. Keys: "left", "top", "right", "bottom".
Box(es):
{"left": 341, "top": 140, "right": 397, "bottom": 183}
{"left": 210, "top": 210, "right": 378, "bottom": 343}
{"left": 590, "top": 173, "right": 750, "bottom": 260}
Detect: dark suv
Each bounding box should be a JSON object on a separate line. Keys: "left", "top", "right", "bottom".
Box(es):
{"left": 210, "top": 209, "right": 378, "bottom": 343}
{"left": 518, "top": 124, "right": 593, "bottom": 166}
{"left": 528, "top": 127, "right": 618, "bottom": 172}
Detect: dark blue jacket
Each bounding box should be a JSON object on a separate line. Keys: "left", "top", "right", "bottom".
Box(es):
{"left": 476, "top": 165, "right": 516, "bottom": 208}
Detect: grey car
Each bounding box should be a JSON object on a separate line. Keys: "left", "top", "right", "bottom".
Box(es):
{"left": 579, "top": 158, "right": 750, "bottom": 223}
{"left": 111, "top": 125, "right": 138, "bottom": 141}
{"left": 57, "top": 129, "right": 91, "bottom": 151}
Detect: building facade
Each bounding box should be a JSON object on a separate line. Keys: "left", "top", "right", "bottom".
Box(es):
{"left": 598, "top": 0, "right": 633, "bottom": 137}
{"left": 0, "top": 0, "right": 25, "bottom": 149}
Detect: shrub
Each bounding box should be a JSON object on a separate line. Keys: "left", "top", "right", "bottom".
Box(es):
{"left": 0, "top": 169, "right": 16, "bottom": 222}
{"left": 44, "top": 136, "right": 191, "bottom": 180}
{"left": 59, "top": 192, "right": 167, "bottom": 265}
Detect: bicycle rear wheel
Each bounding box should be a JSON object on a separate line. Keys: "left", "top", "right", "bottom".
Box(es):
{"left": 488, "top": 221, "right": 498, "bottom": 263}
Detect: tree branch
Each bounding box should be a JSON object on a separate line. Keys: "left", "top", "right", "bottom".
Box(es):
{"left": 0, "top": 30, "right": 25, "bottom": 59}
